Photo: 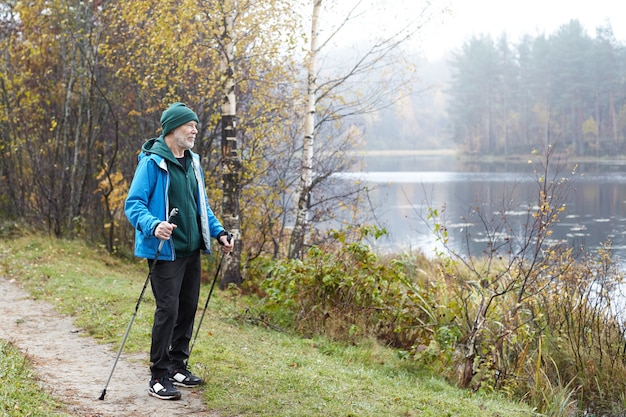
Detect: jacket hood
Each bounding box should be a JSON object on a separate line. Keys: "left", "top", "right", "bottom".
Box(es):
{"left": 141, "top": 136, "right": 178, "bottom": 164}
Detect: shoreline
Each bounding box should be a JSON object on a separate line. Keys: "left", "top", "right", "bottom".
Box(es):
{"left": 351, "top": 149, "right": 626, "bottom": 164}
{"left": 348, "top": 149, "right": 457, "bottom": 157}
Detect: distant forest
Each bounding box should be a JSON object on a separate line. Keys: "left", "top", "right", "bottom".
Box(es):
{"left": 368, "top": 19, "right": 626, "bottom": 157}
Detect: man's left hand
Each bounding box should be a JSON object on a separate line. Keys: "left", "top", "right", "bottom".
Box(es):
{"left": 219, "top": 233, "right": 234, "bottom": 254}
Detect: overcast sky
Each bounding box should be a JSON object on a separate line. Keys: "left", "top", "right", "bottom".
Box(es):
{"left": 420, "top": 0, "right": 626, "bottom": 60}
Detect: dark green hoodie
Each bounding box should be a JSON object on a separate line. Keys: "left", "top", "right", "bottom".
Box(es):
{"left": 142, "top": 136, "right": 203, "bottom": 257}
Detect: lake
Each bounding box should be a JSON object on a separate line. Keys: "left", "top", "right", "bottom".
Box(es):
{"left": 339, "top": 153, "right": 626, "bottom": 266}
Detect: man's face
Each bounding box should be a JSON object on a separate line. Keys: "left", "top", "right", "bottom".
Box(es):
{"left": 172, "top": 121, "right": 198, "bottom": 151}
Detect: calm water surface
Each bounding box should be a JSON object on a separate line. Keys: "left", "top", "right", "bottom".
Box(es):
{"left": 342, "top": 154, "right": 626, "bottom": 266}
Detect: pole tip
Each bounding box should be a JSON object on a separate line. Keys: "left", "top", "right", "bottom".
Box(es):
{"left": 98, "top": 389, "right": 106, "bottom": 400}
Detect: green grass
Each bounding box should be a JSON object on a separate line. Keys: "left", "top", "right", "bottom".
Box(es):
{"left": 0, "top": 234, "right": 537, "bottom": 416}
{"left": 0, "top": 340, "right": 69, "bottom": 416}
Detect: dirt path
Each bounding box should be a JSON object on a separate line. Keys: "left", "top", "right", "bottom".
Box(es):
{"left": 0, "top": 277, "right": 221, "bottom": 417}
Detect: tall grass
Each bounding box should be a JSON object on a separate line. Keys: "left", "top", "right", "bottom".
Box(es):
{"left": 250, "top": 225, "right": 626, "bottom": 416}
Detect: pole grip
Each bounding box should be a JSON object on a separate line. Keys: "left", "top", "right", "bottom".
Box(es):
{"left": 156, "top": 208, "right": 178, "bottom": 252}
{"left": 167, "top": 207, "right": 179, "bottom": 223}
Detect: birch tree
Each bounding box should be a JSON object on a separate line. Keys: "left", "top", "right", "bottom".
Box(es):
{"left": 288, "top": 0, "right": 321, "bottom": 259}
{"left": 217, "top": 2, "right": 243, "bottom": 287}
{"left": 288, "top": 0, "right": 436, "bottom": 258}
{"left": 194, "top": 0, "right": 304, "bottom": 271}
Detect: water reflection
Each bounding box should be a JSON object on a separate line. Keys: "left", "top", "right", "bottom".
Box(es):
{"left": 339, "top": 155, "right": 626, "bottom": 265}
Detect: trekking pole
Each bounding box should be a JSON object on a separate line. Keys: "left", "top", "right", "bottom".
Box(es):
{"left": 99, "top": 208, "right": 178, "bottom": 401}
{"left": 189, "top": 233, "right": 232, "bottom": 359}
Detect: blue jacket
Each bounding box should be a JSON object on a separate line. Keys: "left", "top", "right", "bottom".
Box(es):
{"left": 124, "top": 138, "right": 225, "bottom": 260}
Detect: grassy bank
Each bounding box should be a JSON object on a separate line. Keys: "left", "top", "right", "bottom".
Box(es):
{"left": 0, "top": 340, "right": 69, "bottom": 417}
{"left": 0, "top": 233, "right": 535, "bottom": 416}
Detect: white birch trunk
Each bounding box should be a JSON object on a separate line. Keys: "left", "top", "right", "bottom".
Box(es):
{"left": 288, "top": 0, "right": 321, "bottom": 259}
{"left": 220, "top": 7, "right": 242, "bottom": 286}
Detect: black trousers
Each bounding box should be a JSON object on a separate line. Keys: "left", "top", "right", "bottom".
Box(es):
{"left": 148, "top": 250, "right": 201, "bottom": 378}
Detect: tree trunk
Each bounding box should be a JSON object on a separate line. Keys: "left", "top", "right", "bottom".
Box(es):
{"left": 459, "top": 298, "right": 487, "bottom": 389}
{"left": 219, "top": 7, "right": 242, "bottom": 287}
{"left": 288, "top": 0, "right": 321, "bottom": 259}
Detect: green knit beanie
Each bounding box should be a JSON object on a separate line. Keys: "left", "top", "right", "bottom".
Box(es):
{"left": 160, "top": 102, "right": 199, "bottom": 137}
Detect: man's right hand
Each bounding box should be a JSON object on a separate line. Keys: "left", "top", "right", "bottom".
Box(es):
{"left": 154, "top": 221, "right": 177, "bottom": 240}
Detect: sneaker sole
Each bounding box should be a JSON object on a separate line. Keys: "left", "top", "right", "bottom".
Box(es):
{"left": 148, "top": 389, "right": 182, "bottom": 400}
{"left": 171, "top": 380, "right": 203, "bottom": 388}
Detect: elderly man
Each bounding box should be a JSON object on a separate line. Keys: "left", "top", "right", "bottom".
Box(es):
{"left": 125, "top": 102, "right": 233, "bottom": 400}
